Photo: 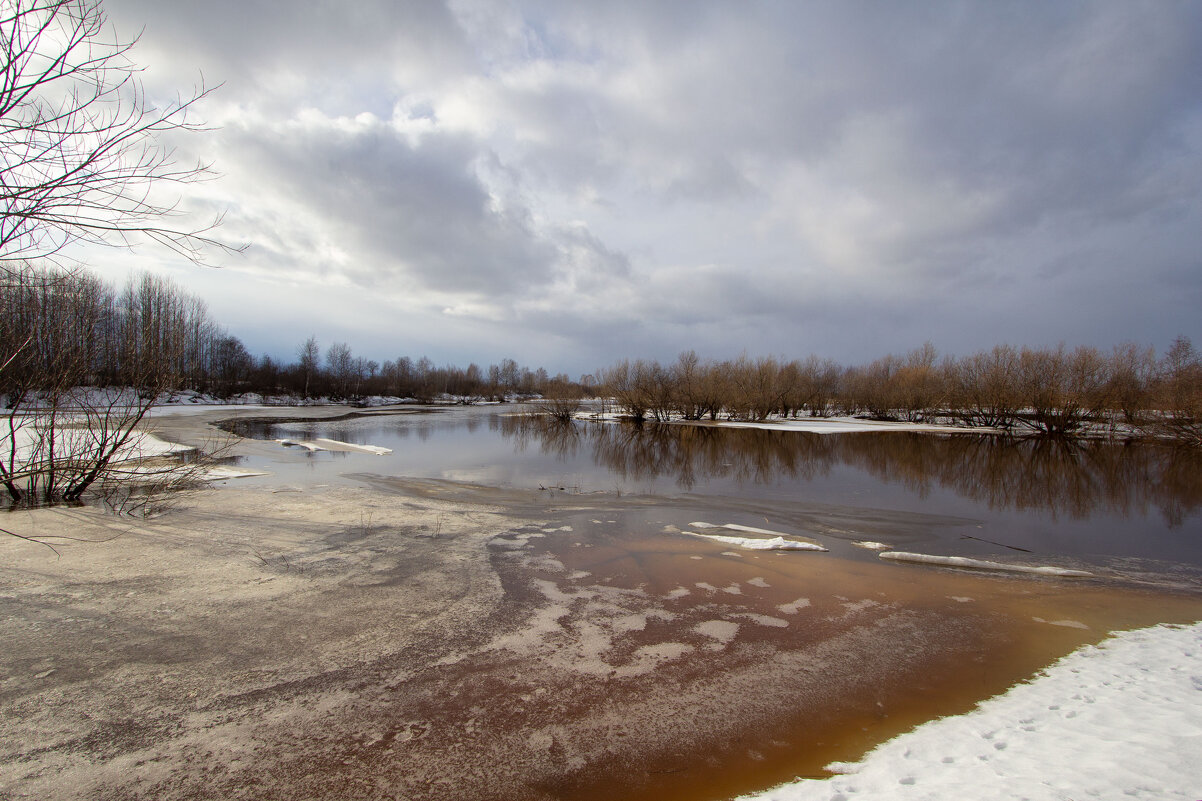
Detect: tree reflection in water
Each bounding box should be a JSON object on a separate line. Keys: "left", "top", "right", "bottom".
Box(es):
{"left": 496, "top": 415, "right": 1202, "bottom": 526}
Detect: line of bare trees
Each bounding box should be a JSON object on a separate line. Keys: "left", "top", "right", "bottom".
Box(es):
{"left": 0, "top": 263, "right": 235, "bottom": 504}
{"left": 597, "top": 342, "right": 1202, "bottom": 444}
{"left": 1, "top": 0, "right": 239, "bottom": 511}
{"left": 255, "top": 340, "right": 578, "bottom": 404}
{"left": 0, "top": 263, "right": 583, "bottom": 407}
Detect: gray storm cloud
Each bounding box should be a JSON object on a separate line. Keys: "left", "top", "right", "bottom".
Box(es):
{"left": 94, "top": 0, "right": 1201, "bottom": 370}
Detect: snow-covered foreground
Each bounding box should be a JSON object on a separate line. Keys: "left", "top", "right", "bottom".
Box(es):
{"left": 735, "top": 621, "right": 1202, "bottom": 801}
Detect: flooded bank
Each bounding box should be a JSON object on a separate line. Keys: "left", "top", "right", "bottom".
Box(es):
{"left": 223, "top": 407, "right": 1202, "bottom": 797}
{"left": 356, "top": 472, "right": 1202, "bottom": 801}
{"left": 222, "top": 407, "right": 1202, "bottom": 579}
{"left": 5, "top": 406, "right": 1193, "bottom": 800}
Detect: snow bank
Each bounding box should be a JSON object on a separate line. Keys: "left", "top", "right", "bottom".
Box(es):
{"left": 735, "top": 621, "right": 1202, "bottom": 801}
{"left": 1, "top": 425, "right": 189, "bottom": 465}
{"left": 879, "top": 551, "right": 1093, "bottom": 577}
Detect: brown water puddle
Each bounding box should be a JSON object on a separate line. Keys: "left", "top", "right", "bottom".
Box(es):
{"left": 498, "top": 514, "right": 1202, "bottom": 801}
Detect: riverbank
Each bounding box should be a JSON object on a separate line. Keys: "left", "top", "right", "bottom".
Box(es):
{"left": 734, "top": 620, "right": 1202, "bottom": 800}
{"left": 2, "top": 407, "right": 1199, "bottom": 800}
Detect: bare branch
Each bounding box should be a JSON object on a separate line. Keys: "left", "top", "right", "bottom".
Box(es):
{"left": 0, "top": 0, "right": 241, "bottom": 267}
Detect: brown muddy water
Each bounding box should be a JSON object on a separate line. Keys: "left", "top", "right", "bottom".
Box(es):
{"left": 219, "top": 407, "right": 1202, "bottom": 799}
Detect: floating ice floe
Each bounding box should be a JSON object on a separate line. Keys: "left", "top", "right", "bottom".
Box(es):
{"left": 686, "top": 532, "right": 827, "bottom": 552}
{"left": 853, "top": 540, "right": 891, "bottom": 550}
{"left": 275, "top": 437, "right": 392, "bottom": 455}
{"left": 879, "top": 551, "right": 1092, "bottom": 577}
{"left": 688, "top": 522, "right": 827, "bottom": 551}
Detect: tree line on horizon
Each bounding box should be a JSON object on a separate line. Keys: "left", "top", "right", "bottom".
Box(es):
{"left": 2, "top": 262, "right": 1201, "bottom": 448}
{"left": 597, "top": 341, "right": 1202, "bottom": 444}
{"left": 0, "top": 263, "right": 575, "bottom": 405}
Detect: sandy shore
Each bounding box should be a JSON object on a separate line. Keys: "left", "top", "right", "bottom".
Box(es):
{"left": 3, "top": 408, "right": 1201, "bottom": 800}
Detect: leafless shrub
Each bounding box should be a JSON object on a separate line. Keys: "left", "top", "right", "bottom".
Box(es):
{"left": 1146, "top": 336, "right": 1202, "bottom": 446}
{"left": 534, "top": 382, "right": 583, "bottom": 422}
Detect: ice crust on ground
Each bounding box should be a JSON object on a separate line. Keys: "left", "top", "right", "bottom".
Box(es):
{"left": 879, "top": 551, "right": 1093, "bottom": 577}
{"left": 735, "top": 621, "right": 1202, "bottom": 801}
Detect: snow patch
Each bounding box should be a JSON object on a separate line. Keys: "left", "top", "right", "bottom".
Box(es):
{"left": 693, "top": 620, "right": 740, "bottom": 644}
{"left": 778, "top": 598, "right": 812, "bottom": 615}
{"left": 734, "top": 622, "right": 1202, "bottom": 801}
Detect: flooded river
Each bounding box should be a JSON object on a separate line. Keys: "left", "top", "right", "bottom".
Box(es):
{"left": 224, "top": 405, "right": 1202, "bottom": 585}
{"left": 204, "top": 405, "right": 1202, "bottom": 799}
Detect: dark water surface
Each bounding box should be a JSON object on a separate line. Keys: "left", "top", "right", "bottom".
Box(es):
{"left": 222, "top": 406, "right": 1202, "bottom": 581}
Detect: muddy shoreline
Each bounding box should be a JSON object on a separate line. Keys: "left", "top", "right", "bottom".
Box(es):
{"left": 3, "top": 408, "right": 1200, "bottom": 800}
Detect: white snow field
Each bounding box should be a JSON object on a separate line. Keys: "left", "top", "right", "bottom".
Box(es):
{"left": 734, "top": 621, "right": 1202, "bottom": 801}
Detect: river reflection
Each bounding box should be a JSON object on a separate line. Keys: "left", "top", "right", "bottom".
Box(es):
{"left": 495, "top": 416, "right": 1202, "bottom": 527}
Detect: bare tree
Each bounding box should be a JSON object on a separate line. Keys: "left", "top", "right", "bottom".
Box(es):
{"left": 1107, "top": 342, "right": 1157, "bottom": 425}
{"left": 325, "top": 341, "right": 354, "bottom": 400}
{"left": 949, "top": 345, "right": 1020, "bottom": 428}
{"left": 297, "top": 335, "right": 319, "bottom": 398}
{"left": 1, "top": 264, "right": 220, "bottom": 506}
{"left": 1, "top": 0, "right": 237, "bottom": 269}
{"left": 1015, "top": 345, "right": 1110, "bottom": 436}
{"left": 1151, "top": 335, "right": 1202, "bottom": 445}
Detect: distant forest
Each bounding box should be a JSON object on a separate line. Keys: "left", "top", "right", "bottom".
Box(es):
{"left": 0, "top": 263, "right": 575, "bottom": 403}
{"left": 2, "top": 263, "right": 1200, "bottom": 444}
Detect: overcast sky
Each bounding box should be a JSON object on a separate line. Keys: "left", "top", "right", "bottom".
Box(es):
{"left": 90, "top": 0, "right": 1201, "bottom": 376}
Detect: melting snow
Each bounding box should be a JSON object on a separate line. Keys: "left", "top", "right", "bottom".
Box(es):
{"left": 735, "top": 622, "right": 1202, "bottom": 801}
